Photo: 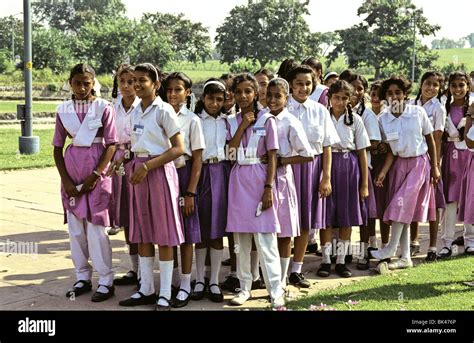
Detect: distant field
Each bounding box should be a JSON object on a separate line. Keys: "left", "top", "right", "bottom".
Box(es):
{"left": 434, "top": 48, "right": 474, "bottom": 71}
{"left": 0, "top": 100, "right": 59, "bottom": 113}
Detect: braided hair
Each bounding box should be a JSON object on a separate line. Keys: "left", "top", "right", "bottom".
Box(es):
{"left": 163, "top": 72, "right": 193, "bottom": 110}
{"left": 328, "top": 80, "right": 354, "bottom": 126}
{"left": 231, "top": 73, "right": 260, "bottom": 115}
{"left": 445, "top": 71, "right": 470, "bottom": 141}
{"left": 112, "top": 63, "right": 134, "bottom": 99}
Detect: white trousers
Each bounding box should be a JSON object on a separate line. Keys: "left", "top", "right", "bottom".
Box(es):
{"left": 67, "top": 211, "right": 113, "bottom": 286}
{"left": 234, "top": 232, "right": 284, "bottom": 300}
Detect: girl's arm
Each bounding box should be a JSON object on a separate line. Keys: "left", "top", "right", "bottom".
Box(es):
{"left": 228, "top": 112, "right": 255, "bottom": 151}
{"left": 130, "top": 132, "right": 185, "bottom": 185}
{"left": 183, "top": 149, "right": 203, "bottom": 217}
{"left": 425, "top": 133, "right": 441, "bottom": 184}
{"left": 261, "top": 149, "right": 277, "bottom": 211}
{"left": 319, "top": 146, "right": 332, "bottom": 198}
{"left": 464, "top": 116, "right": 473, "bottom": 149}
{"left": 81, "top": 144, "right": 116, "bottom": 193}
{"left": 375, "top": 148, "right": 395, "bottom": 187}
{"left": 433, "top": 130, "right": 443, "bottom": 166}
{"left": 357, "top": 148, "right": 369, "bottom": 200}
{"left": 366, "top": 140, "right": 380, "bottom": 152}
{"left": 281, "top": 155, "right": 313, "bottom": 165}
{"left": 53, "top": 146, "right": 79, "bottom": 198}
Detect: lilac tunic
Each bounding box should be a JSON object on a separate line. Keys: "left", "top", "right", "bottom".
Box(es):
{"left": 457, "top": 151, "right": 474, "bottom": 224}
{"left": 52, "top": 100, "right": 117, "bottom": 227}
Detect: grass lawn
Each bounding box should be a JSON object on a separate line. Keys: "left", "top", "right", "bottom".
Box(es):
{"left": 288, "top": 256, "right": 474, "bottom": 311}
{"left": 0, "top": 100, "right": 59, "bottom": 113}
{"left": 434, "top": 48, "right": 474, "bottom": 71}
{"left": 0, "top": 128, "right": 55, "bottom": 170}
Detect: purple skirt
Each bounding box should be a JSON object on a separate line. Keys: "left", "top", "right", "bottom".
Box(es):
{"left": 384, "top": 154, "right": 436, "bottom": 224}
{"left": 127, "top": 157, "right": 184, "bottom": 246}
{"left": 177, "top": 160, "right": 201, "bottom": 244}
{"left": 442, "top": 142, "right": 470, "bottom": 203}
{"left": 371, "top": 153, "right": 389, "bottom": 219}
{"left": 197, "top": 161, "right": 231, "bottom": 241}
{"left": 292, "top": 155, "right": 326, "bottom": 230}
{"left": 62, "top": 143, "right": 112, "bottom": 227}
{"left": 326, "top": 152, "right": 363, "bottom": 228}
{"left": 276, "top": 164, "right": 300, "bottom": 238}
{"left": 110, "top": 148, "right": 129, "bottom": 228}
{"left": 457, "top": 152, "right": 474, "bottom": 224}
{"left": 361, "top": 171, "right": 377, "bottom": 226}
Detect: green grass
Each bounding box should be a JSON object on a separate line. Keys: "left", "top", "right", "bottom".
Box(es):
{"left": 0, "top": 100, "right": 60, "bottom": 113}
{"left": 434, "top": 48, "right": 474, "bottom": 71}
{"left": 0, "top": 128, "right": 55, "bottom": 170}
{"left": 288, "top": 256, "right": 474, "bottom": 311}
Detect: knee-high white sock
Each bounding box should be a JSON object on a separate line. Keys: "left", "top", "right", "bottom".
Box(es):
{"left": 280, "top": 257, "right": 290, "bottom": 287}
{"left": 172, "top": 267, "right": 181, "bottom": 288}
{"left": 463, "top": 223, "right": 474, "bottom": 249}
{"left": 322, "top": 243, "right": 332, "bottom": 264}
{"left": 157, "top": 260, "right": 173, "bottom": 305}
{"left": 441, "top": 202, "right": 458, "bottom": 247}
{"left": 194, "top": 248, "right": 207, "bottom": 292}
{"left": 290, "top": 261, "right": 303, "bottom": 274}
{"left": 336, "top": 240, "right": 350, "bottom": 264}
{"left": 129, "top": 253, "right": 139, "bottom": 273}
{"left": 177, "top": 273, "right": 191, "bottom": 301}
{"left": 400, "top": 224, "right": 411, "bottom": 260}
{"left": 251, "top": 250, "right": 260, "bottom": 281}
{"left": 135, "top": 256, "right": 155, "bottom": 297}
{"left": 210, "top": 248, "right": 223, "bottom": 290}
{"left": 372, "top": 222, "right": 404, "bottom": 260}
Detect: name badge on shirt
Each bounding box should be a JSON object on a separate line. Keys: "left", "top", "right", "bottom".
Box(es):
{"left": 386, "top": 131, "right": 399, "bottom": 141}
{"left": 133, "top": 124, "right": 144, "bottom": 136}
{"left": 253, "top": 127, "right": 266, "bottom": 136}
{"left": 88, "top": 118, "right": 102, "bottom": 130}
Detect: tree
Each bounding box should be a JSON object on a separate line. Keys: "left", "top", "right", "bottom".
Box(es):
{"left": 431, "top": 37, "right": 465, "bottom": 49}
{"left": 328, "top": 0, "right": 440, "bottom": 79}
{"left": 33, "top": 28, "right": 73, "bottom": 73}
{"left": 141, "top": 13, "right": 212, "bottom": 63}
{"left": 0, "top": 16, "right": 24, "bottom": 62}
{"left": 215, "top": 0, "right": 317, "bottom": 67}
{"left": 464, "top": 33, "right": 474, "bottom": 48}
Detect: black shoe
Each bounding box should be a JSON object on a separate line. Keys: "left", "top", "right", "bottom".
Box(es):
{"left": 190, "top": 282, "right": 207, "bottom": 300}
{"left": 208, "top": 284, "right": 224, "bottom": 303}
{"left": 410, "top": 244, "right": 421, "bottom": 256}
{"left": 119, "top": 292, "right": 157, "bottom": 306}
{"left": 357, "top": 257, "right": 370, "bottom": 270}
{"left": 465, "top": 247, "right": 474, "bottom": 256}
{"left": 316, "top": 263, "right": 331, "bottom": 277}
{"left": 288, "top": 272, "right": 311, "bottom": 288}
{"left": 107, "top": 226, "right": 122, "bottom": 235}
{"left": 155, "top": 296, "right": 171, "bottom": 311}
{"left": 171, "top": 285, "right": 179, "bottom": 298}
{"left": 306, "top": 243, "right": 318, "bottom": 254}
{"left": 66, "top": 280, "right": 92, "bottom": 298}
{"left": 425, "top": 251, "right": 438, "bottom": 262}
{"left": 191, "top": 277, "right": 209, "bottom": 287}
{"left": 330, "top": 254, "right": 353, "bottom": 264}
{"left": 220, "top": 275, "right": 240, "bottom": 293}
{"left": 437, "top": 247, "right": 452, "bottom": 259}
{"left": 221, "top": 258, "right": 231, "bottom": 266}
{"left": 335, "top": 264, "right": 352, "bottom": 278}
{"left": 367, "top": 247, "right": 378, "bottom": 259}
{"left": 91, "top": 285, "right": 115, "bottom": 302}
{"left": 251, "top": 277, "right": 266, "bottom": 290}
{"left": 452, "top": 236, "right": 464, "bottom": 246}
{"left": 171, "top": 289, "right": 191, "bottom": 308}
{"left": 113, "top": 271, "right": 139, "bottom": 286}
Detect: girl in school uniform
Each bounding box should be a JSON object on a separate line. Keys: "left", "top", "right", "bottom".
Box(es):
{"left": 163, "top": 72, "right": 206, "bottom": 307}
{"left": 254, "top": 68, "right": 274, "bottom": 109}
{"left": 439, "top": 71, "right": 472, "bottom": 259}
{"left": 286, "top": 65, "right": 339, "bottom": 287}
{"left": 107, "top": 64, "right": 141, "bottom": 286}
{"left": 372, "top": 75, "right": 439, "bottom": 270}
{"left": 226, "top": 73, "right": 285, "bottom": 308}
{"left": 302, "top": 57, "right": 329, "bottom": 107}
{"left": 193, "top": 79, "right": 230, "bottom": 303}
{"left": 409, "top": 71, "right": 446, "bottom": 262}
{"left": 316, "top": 80, "right": 371, "bottom": 278}
{"left": 53, "top": 63, "right": 117, "bottom": 302}
{"left": 264, "top": 78, "right": 313, "bottom": 288}
{"left": 117, "top": 63, "right": 185, "bottom": 311}
{"left": 457, "top": 110, "right": 474, "bottom": 255}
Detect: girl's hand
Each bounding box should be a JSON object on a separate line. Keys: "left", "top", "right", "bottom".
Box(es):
{"left": 183, "top": 196, "right": 195, "bottom": 217}
{"left": 261, "top": 188, "right": 273, "bottom": 211}
{"left": 106, "top": 159, "right": 122, "bottom": 177}
{"left": 81, "top": 173, "right": 100, "bottom": 194}
{"left": 360, "top": 184, "right": 369, "bottom": 201}
{"left": 130, "top": 163, "right": 148, "bottom": 185}
{"left": 260, "top": 153, "right": 268, "bottom": 164}
{"left": 377, "top": 142, "right": 388, "bottom": 154}
{"left": 319, "top": 178, "right": 332, "bottom": 198}
{"left": 375, "top": 172, "right": 386, "bottom": 187}
{"left": 431, "top": 165, "right": 441, "bottom": 185}
{"left": 241, "top": 112, "right": 256, "bottom": 130}
{"left": 63, "top": 177, "right": 79, "bottom": 198}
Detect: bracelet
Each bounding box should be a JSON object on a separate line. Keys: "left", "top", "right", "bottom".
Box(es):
{"left": 264, "top": 184, "right": 273, "bottom": 189}
{"left": 92, "top": 170, "right": 101, "bottom": 177}
{"left": 142, "top": 162, "right": 149, "bottom": 172}
{"left": 184, "top": 191, "right": 196, "bottom": 197}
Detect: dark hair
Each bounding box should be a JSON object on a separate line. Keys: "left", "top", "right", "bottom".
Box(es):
{"left": 328, "top": 80, "right": 354, "bottom": 126}
{"left": 414, "top": 71, "right": 444, "bottom": 103}
{"left": 277, "top": 58, "right": 298, "bottom": 81}
{"left": 286, "top": 65, "right": 317, "bottom": 94}
{"left": 112, "top": 63, "right": 134, "bottom": 99}
{"left": 254, "top": 68, "right": 274, "bottom": 80}
{"left": 339, "top": 70, "right": 368, "bottom": 116}
{"left": 445, "top": 71, "right": 470, "bottom": 140}
{"left": 69, "top": 63, "right": 96, "bottom": 99}
{"left": 369, "top": 80, "right": 383, "bottom": 93}
{"left": 163, "top": 72, "right": 193, "bottom": 109}
{"left": 267, "top": 78, "right": 290, "bottom": 96}
{"left": 194, "top": 78, "right": 227, "bottom": 115}
{"left": 378, "top": 75, "right": 412, "bottom": 101}
{"left": 232, "top": 73, "right": 259, "bottom": 114}
{"left": 301, "top": 57, "right": 323, "bottom": 83}
{"left": 134, "top": 63, "right": 162, "bottom": 96}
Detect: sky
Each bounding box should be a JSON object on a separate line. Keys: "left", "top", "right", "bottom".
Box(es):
{"left": 2, "top": 0, "right": 472, "bottom": 45}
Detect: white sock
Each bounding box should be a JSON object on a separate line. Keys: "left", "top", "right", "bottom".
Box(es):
{"left": 172, "top": 267, "right": 181, "bottom": 288}
{"left": 210, "top": 248, "right": 223, "bottom": 292}
{"left": 136, "top": 256, "right": 155, "bottom": 296}
{"left": 280, "top": 257, "right": 290, "bottom": 287}
{"left": 129, "top": 253, "right": 139, "bottom": 273}
{"left": 372, "top": 222, "right": 404, "bottom": 260}
{"left": 157, "top": 260, "right": 173, "bottom": 305}
{"left": 400, "top": 225, "right": 411, "bottom": 261}
{"left": 336, "top": 240, "right": 350, "bottom": 264}
{"left": 251, "top": 250, "right": 260, "bottom": 281}
{"left": 369, "top": 236, "right": 378, "bottom": 249}
{"left": 177, "top": 273, "right": 191, "bottom": 301}
{"left": 97, "top": 285, "right": 111, "bottom": 293}
{"left": 322, "top": 243, "right": 332, "bottom": 264}
{"left": 428, "top": 246, "right": 437, "bottom": 252}
{"left": 195, "top": 248, "right": 207, "bottom": 292}
{"left": 290, "top": 261, "right": 303, "bottom": 274}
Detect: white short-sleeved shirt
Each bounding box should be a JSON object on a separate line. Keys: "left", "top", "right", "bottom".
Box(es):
{"left": 378, "top": 104, "right": 434, "bottom": 158}
{"left": 113, "top": 95, "right": 141, "bottom": 144}
{"left": 287, "top": 96, "right": 340, "bottom": 156}
{"left": 410, "top": 97, "right": 446, "bottom": 132}
{"left": 130, "top": 96, "right": 181, "bottom": 155}
{"left": 198, "top": 110, "right": 228, "bottom": 161}
{"left": 274, "top": 109, "right": 313, "bottom": 158}
{"left": 331, "top": 112, "right": 371, "bottom": 152}
{"left": 360, "top": 107, "right": 382, "bottom": 169}
{"left": 176, "top": 104, "right": 206, "bottom": 157}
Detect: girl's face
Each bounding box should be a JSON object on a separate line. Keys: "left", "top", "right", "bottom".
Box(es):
{"left": 291, "top": 73, "right": 313, "bottom": 103}
{"left": 166, "top": 79, "right": 190, "bottom": 109}
{"left": 134, "top": 70, "right": 159, "bottom": 99}
{"left": 266, "top": 85, "right": 288, "bottom": 115}
{"left": 386, "top": 84, "right": 406, "bottom": 105}
{"left": 255, "top": 73, "right": 269, "bottom": 103}
{"left": 370, "top": 88, "right": 381, "bottom": 108}
{"left": 234, "top": 80, "right": 257, "bottom": 110}
{"left": 329, "top": 91, "right": 350, "bottom": 115}
{"left": 203, "top": 92, "right": 225, "bottom": 116}
{"left": 449, "top": 77, "right": 469, "bottom": 101}
{"left": 421, "top": 75, "right": 440, "bottom": 101}
{"left": 118, "top": 71, "right": 136, "bottom": 98}
{"left": 70, "top": 73, "right": 94, "bottom": 100}
{"left": 351, "top": 79, "right": 365, "bottom": 107}
{"left": 325, "top": 76, "right": 338, "bottom": 88}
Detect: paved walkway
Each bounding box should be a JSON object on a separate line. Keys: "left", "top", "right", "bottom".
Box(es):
{"left": 0, "top": 167, "right": 465, "bottom": 311}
